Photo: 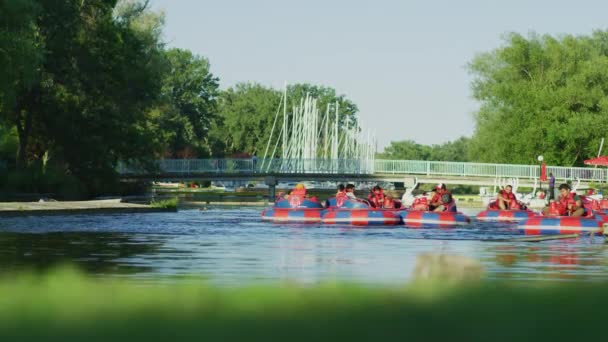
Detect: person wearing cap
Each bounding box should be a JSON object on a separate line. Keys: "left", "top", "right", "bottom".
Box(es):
{"left": 289, "top": 183, "right": 307, "bottom": 198}
{"left": 429, "top": 183, "right": 456, "bottom": 212}
{"left": 428, "top": 184, "right": 445, "bottom": 211}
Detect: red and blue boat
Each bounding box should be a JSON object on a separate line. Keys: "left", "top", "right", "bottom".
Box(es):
{"left": 322, "top": 198, "right": 401, "bottom": 225}
{"left": 397, "top": 210, "right": 470, "bottom": 227}
{"left": 518, "top": 215, "right": 605, "bottom": 235}
{"left": 261, "top": 197, "right": 324, "bottom": 223}
{"left": 518, "top": 195, "right": 608, "bottom": 235}
{"left": 476, "top": 199, "right": 535, "bottom": 222}
{"left": 321, "top": 208, "right": 402, "bottom": 225}
{"left": 476, "top": 209, "right": 536, "bottom": 222}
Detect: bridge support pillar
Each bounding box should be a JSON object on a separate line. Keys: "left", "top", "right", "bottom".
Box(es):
{"left": 264, "top": 176, "right": 278, "bottom": 200}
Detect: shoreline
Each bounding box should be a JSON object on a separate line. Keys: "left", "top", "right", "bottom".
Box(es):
{"left": 0, "top": 199, "right": 175, "bottom": 217}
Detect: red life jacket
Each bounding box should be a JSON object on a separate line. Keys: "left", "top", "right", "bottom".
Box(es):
{"left": 430, "top": 192, "right": 441, "bottom": 204}
{"left": 412, "top": 197, "right": 429, "bottom": 211}
{"left": 368, "top": 191, "right": 385, "bottom": 208}
{"left": 498, "top": 190, "right": 516, "bottom": 202}
{"left": 548, "top": 201, "right": 566, "bottom": 216}
{"left": 560, "top": 192, "right": 575, "bottom": 213}
{"left": 509, "top": 199, "right": 521, "bottom": 210}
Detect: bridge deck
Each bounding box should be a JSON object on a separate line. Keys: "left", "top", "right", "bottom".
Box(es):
{"left": 118, "top": 159, "right": 606, "bottom": 187}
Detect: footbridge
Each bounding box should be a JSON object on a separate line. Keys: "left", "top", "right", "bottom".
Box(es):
{"left": 118, "top": 159, "right": 606, "bottom": 189}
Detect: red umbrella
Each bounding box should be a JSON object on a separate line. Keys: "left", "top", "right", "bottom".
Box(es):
{"left": 584, "top": 156, "right": 608, "bottom": 166}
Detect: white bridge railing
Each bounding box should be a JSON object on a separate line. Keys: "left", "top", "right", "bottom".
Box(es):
{"left": 117, "top": 159, "right": 608, "bottom": 182}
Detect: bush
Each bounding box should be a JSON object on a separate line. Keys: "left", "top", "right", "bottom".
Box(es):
{"left": 150, "top": 197, "right": 178, "bottom": 209}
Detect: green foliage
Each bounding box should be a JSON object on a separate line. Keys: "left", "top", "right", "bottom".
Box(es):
{"left": 0, "top": 0, "right": 43, "bottom": 115}
{"left": 155, "top": 48, "right": 220, "bottom": 158}
{"left": 287, "top": 83, "right": 359, "bottom": 129}
{"left": 216, "top": 82, "right": 359, "bottom": 157}
{"left": 1, "top": 163, "right": 86, "bottom": 199}
{"left": 0, "top": 0, "right": 167, "bottom": 196}
{"left": 468, "top": 31, "right": 608, "bottom": 166}
{"left": 1, "top": 267, "right": 608, "bottom": 341}
{"left": 150, "top": 196, "right": 178, "bottom": 209}
{"left": 216, "top": 83, "right": 282, "bottom": 156}
{"left": 0, "top": 124, "right": 17, "bottom": 164}
{"left": 378, "top": 137, "right": 471, "bottom": 161}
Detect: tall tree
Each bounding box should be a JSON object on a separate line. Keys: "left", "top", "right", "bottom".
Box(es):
{"left": 468, "top": 32, "right": 608, "bottom": 166}
{"left": 157, "top": 48, "right": 220, "bottom": 158}
{"left": 1, "top": 0, "right": 166, "bottom": 194}
{"left": 0, "top": 0, "right": 43, "bottom": 169}
{"left": 215, "top": 83, "right": 282, "bottom": 156}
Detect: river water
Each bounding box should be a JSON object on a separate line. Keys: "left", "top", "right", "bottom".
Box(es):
{"left": 0, "top": 206, "right": 607, "bottom": 285}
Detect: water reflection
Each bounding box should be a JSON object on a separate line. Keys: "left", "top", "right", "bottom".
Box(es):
{"left": 0, "top": 232, "right": 164, "bottom": 275}
{"left": 482, "top": 239, "right": 608, "bottom": 281}
{"left": 0, "top": 207, "right": 606, "bottom": 284}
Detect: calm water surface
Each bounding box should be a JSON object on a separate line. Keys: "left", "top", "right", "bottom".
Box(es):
{"left": 0, "top": 207, "right": 607, "bottom": 285}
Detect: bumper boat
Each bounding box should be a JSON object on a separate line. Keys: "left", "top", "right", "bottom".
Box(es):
{"left": 476, "top": 201, "right": 535, "bottom": 222}
{"left": 476, "top": 209, "right": 536, "bottom": 222}
{"left": 322, "top": 197, "right": 401, "bottom": 225}
{"left": 261, "top": 197, "right": 324, "bottom": 223}
{"left": 518, "top": 216, "right": 605, "bottom": 235}
{"left": 518, "top": 196, "right": 607, "bottom": 235}
{"left": 398, "top": 210, "right": 470, "bottom": 227}
{"left": 322, "top": 208, "right": 402, "bottom": 225}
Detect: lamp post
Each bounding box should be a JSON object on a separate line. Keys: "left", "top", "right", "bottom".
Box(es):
{"left": 537, "top": 155, "right": 544, "bottom": 191}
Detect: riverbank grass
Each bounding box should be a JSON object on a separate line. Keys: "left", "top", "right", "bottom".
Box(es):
{"left": 149, "top": 197, "right": 178, "bottom": 209}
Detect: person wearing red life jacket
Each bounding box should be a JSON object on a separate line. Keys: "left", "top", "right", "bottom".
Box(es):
{"left": 428, "top": 186, "right": 442, "bottom": 211}
{"left": 496, "top": 185, "right": 517, "bottom": 210}
{"left": 335, "top": 184, "right": 346, "bottom": 198}
{"left": 429, "top": 183, "right": 456, "bottom": 212}
{"left": 345, "top": 183, "right": 357, "bottom": 200}
{"left": 287, "top": 183, "right": 306, "bottom": 205}
{"left": 289, "top": 183, "right": 307, "bottom": 197}
{"left": 368, "top": 185, "right": 385, "bottom": 208}
{"left": 543, "top": 183, "right": 585, "bottom": 216}
{"left": 559, "top": 183, "right": 585, "bottom": 216}
{"left": 382, "top": 196, "right": 396, "bottom": 209}
{"left": 411, "top": 196, "right": 429, "bottom": 211}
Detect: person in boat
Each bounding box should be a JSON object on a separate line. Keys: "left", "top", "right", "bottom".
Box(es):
{"left": 336, "top": 183, "right": 346, "bottom": 197}
{"left": 558, "top": 183, "right": 585, "bottom": 216}
{"left": 289, "top": 183, "right": 307, "bottom": 198}
{"left": 496, "top": 185, "right": 519, "bottom": 210}
{"left": 368, "top": 185, "right": 385, "bottom": 208}
{"left": 429, "top": 183, "right": 457, "bottom": 212}
{"left": 383, "top": 195, "right": 395, "bottom": 209}
{"left": 345, "top": 183, "right": 357, "bottom": 200}
{"left": 542, "top": 183, "right": 585, "bottom": 216}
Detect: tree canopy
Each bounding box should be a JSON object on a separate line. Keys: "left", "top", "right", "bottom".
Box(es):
{"left": 377, "top": 137, "right": 471, "bottom": 161}
{"left": 216, "top": 82, "right": 359, "bottom": 158}
{"left": 468, "top": 31, "right": 608, "bottom": 166}
{"left": 156, "top": 48, "right": 220, "bottom": 158}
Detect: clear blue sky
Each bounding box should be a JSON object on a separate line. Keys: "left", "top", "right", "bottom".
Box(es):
{"left": 150, "top": 0, "right": 608, "bottom": 150}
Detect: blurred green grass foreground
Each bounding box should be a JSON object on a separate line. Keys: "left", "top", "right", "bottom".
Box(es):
{"left": 0, "top": 266, "right": 606, "bottom": 341}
